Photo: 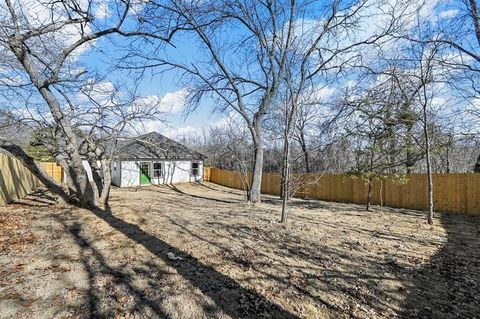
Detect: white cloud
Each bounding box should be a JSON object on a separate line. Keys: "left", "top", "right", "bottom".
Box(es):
{"left": 432, "top": 97, "right": 446, "bottom": 106}
{"left": 442, "top": 51, "right": 473, "bottom": 65}
{"left": 0, "top": 75, "right": 23, "bottom": 86}
{"left": 139, "top": 119, "right": 167, "bottom": 133}
{"left": 417, "top": 0, "right": 442, "bottom": 22}
{"left": 439, "top": 9, "right": 459, "bottom": 19}
{"left": 131, "top": 88, "right": 188, "bottom": 114}
{"left": 1, "top": 0, "right": 96, "bottom": 60}
{"left": 162, "top": 126, "right": 199, "bottom": 139}
{"left": 316, "top": 86, "right": 335, "bottom": 100}
{"left": 158, "top": 88, "right": 188, "bottom": 113}
{"left": 150, "top": 111, "right": 246, "bottom": 140}
{"left": 77, "top": 80, "right": 116, "bottom": 107}
{"left": 131, "top": 96, "right": 161, "bottom": 112}
{"left": 209, "top": 111, "right": 243, "bottom": 129}
{"left": 136, "top": 122, "right": 202, "bottom": 140}
{"left": 298, "top": 85, "right": 335, "bottom": 105}
{"left": 94, "top": 3, "right": 111, "bottom": 19}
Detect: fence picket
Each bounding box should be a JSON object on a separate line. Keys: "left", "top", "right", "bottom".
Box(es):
{"left": 204, "top": 167, "right": 480, "bottom": 215}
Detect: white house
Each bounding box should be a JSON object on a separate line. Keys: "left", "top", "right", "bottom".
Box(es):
{"left": 107, "top": 132, "right": 206, "bottom": 187}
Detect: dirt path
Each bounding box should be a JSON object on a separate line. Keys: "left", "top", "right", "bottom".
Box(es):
{"left": 0, "top": 182, "right": 479, "bottom": 318}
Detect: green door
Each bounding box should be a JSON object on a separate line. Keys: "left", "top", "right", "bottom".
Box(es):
{"left": 139, "top": 162, "right": 151, "bottom": 185}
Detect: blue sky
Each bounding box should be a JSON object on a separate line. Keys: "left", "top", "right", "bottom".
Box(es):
{"left": 69, "top": 0, "right": 478, "bottom": 139}
{"left": 78, "top": 28, "right": 219, "bottom": 138}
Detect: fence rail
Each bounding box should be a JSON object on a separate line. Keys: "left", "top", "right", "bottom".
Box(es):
{"left": 203, "top": 167, "right": 480, "bottom": 215}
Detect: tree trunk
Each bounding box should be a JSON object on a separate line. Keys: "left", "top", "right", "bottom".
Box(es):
{"left": 468, "top": 0, "right": 480, "bottom": 46}
{"left": 297, "top": 129, "right": 311, "bottom": 173}
{"left": 366, "top": 177, "right": 373, "bottom": 211}
{"left": 99, "top": 159, "right": 112, "bottom": 208}
{"left": 474, "top": 153, "right": 480, "bottom": 173}
{"left": 405, "top": 127, "right": 415, "bottom": 174}
{"left": 250, "top": 144, "right": 264, "bottom": 204}
{"left": 423, "top": 110, "right": 434, "bottom": 225}
{"left": 445, "top": 146, "right": 451, "bottom": 173}
{"left": 280, "top": 83, "right": 301, "bottom": 222}
{"left": 366, "top": 140, "right": 375, "bottom": 211}
{"left": 9, "top": 40, "right": 96, "bottom": 208}
{"left": 41, "top": 136, "right": 78, "bottom": 198}
{"left": 280, "top": 133, "right": 291, "bottom": 222}
{"left": 87, "top": 157, "right": 103, "bottom": 207}
{"left": 249, "top": 118, "right": 264, "bottom": 204}
{"left": 55, "top": 157, "right": 76, "bottom": 197}
{"left": 89, "top": 158, "right": 104, "bottom": 194}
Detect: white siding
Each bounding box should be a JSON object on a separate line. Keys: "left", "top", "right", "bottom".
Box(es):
{"left": 111, "top": 161, "right": 121, "bottom": 186}
{"left": 81, "top": 159, "right": 204, "bottom": 188}
{"left": 150, "top": 160, "right": 203, "bottom": 185}
{"left": 120, "top": 161, "right": 140, "bottom": 187}
{"left": 163, "top": 160, "right": 190, "bottom": 184}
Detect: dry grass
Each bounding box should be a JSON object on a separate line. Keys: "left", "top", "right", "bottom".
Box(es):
{"left": 0, "top": 182, "right": 479, "bottom": 318}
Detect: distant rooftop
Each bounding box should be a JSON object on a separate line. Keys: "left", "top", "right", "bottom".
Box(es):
{"left": 115, "top": 132, "right": 207, "bottom": 161}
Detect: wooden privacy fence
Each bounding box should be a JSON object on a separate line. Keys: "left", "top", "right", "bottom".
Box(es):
{"left": 0, "top": 153, "right": 41, "bottom": 205}
{"left": 39, "top": 162, "right": 64, "bottom": 183}
{"left": 0, "top": 154, "right": 63, "bottom": 205}
{"left": 203, "top": 167, "right": 480, "bottom": 215}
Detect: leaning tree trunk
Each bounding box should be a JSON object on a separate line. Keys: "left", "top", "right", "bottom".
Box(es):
{"left": 9, "top": 40, "right": 96, "bottom": 208}
{"left": 42, "top": 138, "right": 78, "bottom": 198}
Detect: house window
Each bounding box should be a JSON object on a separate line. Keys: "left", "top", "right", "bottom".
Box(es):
{"left": 153, "top": 162, "right": 163, "bottom": 178}
{"left": 191, "top": 162, "right": 199, "bottom": 176}
{"left": 113, "top": 162, "right": 117, "bottom": 172}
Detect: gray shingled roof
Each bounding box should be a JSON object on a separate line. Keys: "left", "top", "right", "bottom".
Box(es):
{"left": 116, "top": 132, "right": 207, "bottom": 161}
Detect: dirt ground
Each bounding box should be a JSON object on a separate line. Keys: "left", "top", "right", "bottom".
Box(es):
{"left": 0, "top": 182, "right": 479, "bottom": 319}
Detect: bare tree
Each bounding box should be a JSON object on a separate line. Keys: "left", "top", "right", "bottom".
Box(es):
{"left": 397, "top": 19, "right": 446, "bottom": 224}
{"left": 276, "top": 0, "right": 405, "bottom": 222}
{"left": 413, "top": 0, "right": 480, "bottom": 171}
{"left": 120, "top": 0, "right": 302, "bottom": 204}
{"left": 201, "top": 116, "right": 253, "bottom": 199}
{"left": 0, "top": 0, "right": 175, "bottom": 207}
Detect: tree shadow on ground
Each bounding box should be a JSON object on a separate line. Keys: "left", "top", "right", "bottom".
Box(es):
{"left": 171, "top": 217, "right": 409, "bottom": 315}
{"left": 10, "top": 186, "right": 480, "bottom": 318}
{"left": 156, "top": 185, "right": 480, "bottom": 318}
{"left": 88, "top": 206, "right": 300, "bottom": 318}
{"left": 163, "top": 184, "right": 239, "bottom": 204}
{"left": 11, "top": 187, "right": 58, "bottom": 206}
{"left": 52, "top": 214, "right": 171, "bottom": 318}
{"left": 196, "top": 182, "right": 244, "bottom": 196}
{"left": 261, "top": 197, "right": 331, "bottom": 211}
{"left": 399, "top": 212, "right": 480, "bottom": 318}
{"left": 7, "top": 187, "right": 299, "bottom": 318}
